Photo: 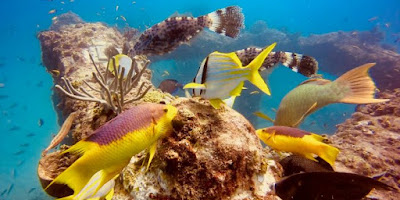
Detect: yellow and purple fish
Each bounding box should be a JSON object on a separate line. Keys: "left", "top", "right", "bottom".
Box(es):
{"left": 266, "top": 63, "right": 389, "bottom": 127}
{"left": 256, "top": 126, "right": 339, "bottom": 166}
{"left": 184, "top": 43, "right": 276, "bottom": 109}
{"left": 45, "top": 103, "right": 177, "bottom": 200}
{"left": 130, "top": 6, "right": 244, "bottom": 56}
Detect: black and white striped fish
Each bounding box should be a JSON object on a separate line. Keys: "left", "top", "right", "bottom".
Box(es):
{"left": 184, "top": 43, "right": 276, "bottom": 109}
{"left": 235, "top": 47, "right": 319, "bottom": 77}
{"left": 130, "top": 6, "right": 244, "bottom": 56}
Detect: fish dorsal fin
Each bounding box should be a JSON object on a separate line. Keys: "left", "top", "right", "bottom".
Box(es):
{"left": 292, "top": 102, "right": 318, "bottom": 127}
{"left": 146, "top": 142, "right": 158, "bottom": 171}
{"left": 299, "top": 78, "right": 331, "bottom": 86}
{"left": 253, "top": 111, "right": 275, "bottom": 123}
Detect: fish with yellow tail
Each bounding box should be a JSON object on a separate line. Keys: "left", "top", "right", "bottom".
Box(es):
{"left": 183, "top": 43, "right": 276, "bottom": 109}
{"left": 257, "top": 63, "right": 390, "bottom": 127}
{"left": 256, "top": 126, "right": 339, "bottom": 167}
{"left": 44, "top": 103, "right": 178, "bottom": 200}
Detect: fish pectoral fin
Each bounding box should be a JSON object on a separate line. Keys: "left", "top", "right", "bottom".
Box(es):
{"left": 75, "top": 170, "right": 108, "bottom": 200}
{"left": 183, "top": 83, "right": 206, "bottom": 89}
{"left": 146, "top": 142, "right": 158, "bottom": 171}
{"left": 253, "top": 111, "right": 275, "bottom": 123}
{"left": 229, "top": 81, "right": 244, "bottom": 97}
{"left": 292, "top": 102, "right": 318, "bottom": 127}
{"left": 209, "top": 99, "right": 224, "bottom": 109}
{"left": 303, "top": 153, "right": 318, "bottom": 162}
{"left": 223, "top": 96, "right": 236, "bottom": 108}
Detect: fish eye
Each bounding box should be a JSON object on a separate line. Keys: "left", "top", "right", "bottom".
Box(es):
{"left": 160, "top": 101, "right": 166, "bottom": 104}
{"left": 163, "top": 108, "right": 168, "bottom": 113}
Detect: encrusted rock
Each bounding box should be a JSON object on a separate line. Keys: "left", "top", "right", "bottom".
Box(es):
{"left": 330, "top": 89, "right": 400, "bottom": 200}
{"left": 121, "top": 98, "right": 281, "bottom": 200}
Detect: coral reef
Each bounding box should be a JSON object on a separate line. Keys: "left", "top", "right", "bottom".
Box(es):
{"left": 38, "top": 18, "right": 153, "bottom": 141}
{"left": 330, "top": 89, "right": 400, "bottom": 200}
{"left": 120, "top": 98, "right": 281, "bottom": 200}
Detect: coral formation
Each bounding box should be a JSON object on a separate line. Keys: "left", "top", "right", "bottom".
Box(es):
{"left": 55, "top": 54, "right": 151, "bottom": 114}
{"left": 38, "top": 17, "right": 154, "bottom": 141}
{"left": 120, "top": 98, "right": 281, "bottom": 200}
{"left": 330, "top": 89, "right": 400, "bottom": 199}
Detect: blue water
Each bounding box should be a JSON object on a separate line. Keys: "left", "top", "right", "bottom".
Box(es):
{"left": 0, "top": 0, "right": 399, "bottom": 199}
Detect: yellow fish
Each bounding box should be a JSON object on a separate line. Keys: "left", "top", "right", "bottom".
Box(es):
{"left": 268, "top": 63, "right": 389, "bottom": 127}
{"left": 184, "top": 43, "right": 276, "bottom": 109}
{"left": 45, "top": 103, "right": 177, "bottom": 200}
{"left": 256, "top": 126, "right": 339, "bottom": 166}
{"left": 107, "top": 54, "right": 133, "bottom": 78}
{"left": 48, "top": 9, "right": 56, "bottom": 14}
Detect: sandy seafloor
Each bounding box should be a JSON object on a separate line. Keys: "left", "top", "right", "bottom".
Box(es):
{"left": 0, "top": 0, "right": 399, "bottom": 199}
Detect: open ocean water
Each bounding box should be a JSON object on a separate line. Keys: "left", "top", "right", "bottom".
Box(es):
{"left": 0, "top": 0, "right": 399, "bottom": 199}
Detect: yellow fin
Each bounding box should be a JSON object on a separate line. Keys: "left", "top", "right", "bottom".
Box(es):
{"left": 229, "top": 81, "right": 244, "bottom": 96}
{"left": 310, "top": 133, "right": 326, "bottom": 142}
{"left": 335, "top": 63, "right": 390, "bottom": 104}
{"left": 253, "top": 111, "right": 275, "bottom": 123}
{"left": 291, "top": 102, "right": 317, "bottom": 127}
{"left": 318, "top": 144, "right": 340, "bottom": 167}
{"left": 75, "top": 170, "right": 107, "bottom": 200}
{"left": 303, "top": 153, "right": 318, "bottom": 162}
{"left": 209, "top": 99, "right": 224, "bottom": 109}
{"left": 146, "top": 142, "right": 158, "bottom": 171}
{"left": 183, "top": 82, "right": 206, "bottom": 89}
{"left": 247, "top": 43, "right": 276, "bottom": 95}
{"left": 62, "top": 140, "right": 95, "bottom": 156}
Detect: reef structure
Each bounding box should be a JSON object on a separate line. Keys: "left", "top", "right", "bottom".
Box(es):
{"left": 37, "top": 13, "right": 282, "bottom": 200}
{"left": 119, "top": 97, "right": 281, "bottom": 200}
{"left": 329, "top": 89, "right": 400, "bottom": 200}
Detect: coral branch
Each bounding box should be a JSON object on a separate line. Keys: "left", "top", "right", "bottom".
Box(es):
{"left": 55, "top": 53, "right": 151, "bottom": 114}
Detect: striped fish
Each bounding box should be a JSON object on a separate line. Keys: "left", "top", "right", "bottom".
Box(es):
{"left": 130, "top": 6, "right": 244, "bottom": 56}
{"left": 235, "top": 47, "right": 319, "bottom": 77}
{"left": 45, "top": 103, "right": 178, "bottom": 200}
{"left": 184, "top": 43, "right": 276, "bottom": 109}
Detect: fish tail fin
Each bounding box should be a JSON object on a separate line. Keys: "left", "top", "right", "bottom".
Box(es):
{"left": 247, "top": 43, "right": 277, "bottom": 95}
{"left": 205, "top": 6, "right": 244, "bottom": 38}
{"left": 335, "top": 63, "right": 390, "bottom": 104}
{"left": 45, "top": 141, "right": 96, "bottom": 195}
{"left": 278, "top": 52, "right": 319, "bottom": 77}
{"left": 318, "top": 144, "right": 340, "bottom": 167}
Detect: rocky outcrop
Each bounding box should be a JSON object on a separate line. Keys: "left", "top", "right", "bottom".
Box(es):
{"left": 120, "top": 98, "right": 282, "bottom": 200}
{"left": 330, "top": 89, "right": 400, "bottom": 199}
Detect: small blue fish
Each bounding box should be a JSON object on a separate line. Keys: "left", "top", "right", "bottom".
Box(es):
{"left": 13, "top": 150, "right": 25, "bottom": 155}
{"left": 38, "top": 118, "right": 44, "bottom": 127}
{"left": 26, "top": 132, "right": 35, "bottom": 137}
{"left": 9, "top": 125, "right": 20, "bottom": 131}
{"left": 28, "top": 188, "right": 36, "bottom": 194}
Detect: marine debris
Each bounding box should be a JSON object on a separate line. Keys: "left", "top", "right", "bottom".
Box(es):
{"left": 55, "top": 54, "right": 151, "bottom": 114}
